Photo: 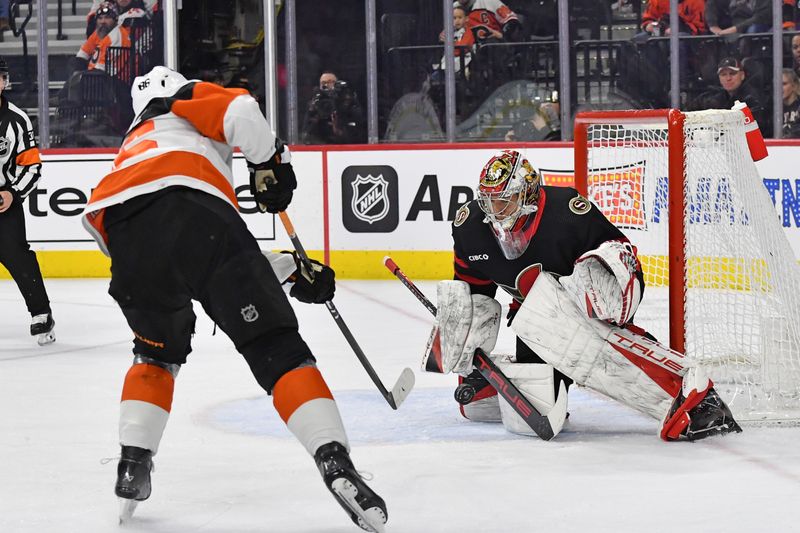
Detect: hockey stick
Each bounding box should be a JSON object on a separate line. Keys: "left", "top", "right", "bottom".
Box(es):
{"left": 277, "top": 211, "right": 415, "bottom": 409}
{"left": 383, "top": 256, "right": 557, "bottom": 440}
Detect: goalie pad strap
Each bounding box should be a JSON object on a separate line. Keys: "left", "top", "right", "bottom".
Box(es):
{"left": 511, "top": 272, "right": 683, "bottom": 421}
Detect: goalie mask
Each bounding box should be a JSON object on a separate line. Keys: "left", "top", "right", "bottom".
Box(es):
{"left": 476, "top": 150, "right": 541, "bottom": 260}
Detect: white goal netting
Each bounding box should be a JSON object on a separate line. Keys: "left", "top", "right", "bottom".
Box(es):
{"left": 581, "top": 109, "right": 800, "bottom": 423}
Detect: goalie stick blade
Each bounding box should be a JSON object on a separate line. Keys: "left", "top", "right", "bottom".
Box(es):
{"left": 473, "top": 349, "right": 556, "bottom": 441}
{"left": 388, "top": 367, "right": 415, "bottom": 408}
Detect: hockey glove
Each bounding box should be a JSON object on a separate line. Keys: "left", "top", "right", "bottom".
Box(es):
{"left": 282, "top": 251, "right": 336, "bottom": 304}
{"left": 248, "top": 140, "right": 297, "bottom": 214}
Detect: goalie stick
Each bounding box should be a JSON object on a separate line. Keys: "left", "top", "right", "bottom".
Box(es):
{"left": 383, "top": 256, "right": 557, "bottom": 440}
{"left": 277, "top": 212, "right": 414, "bottom": 409}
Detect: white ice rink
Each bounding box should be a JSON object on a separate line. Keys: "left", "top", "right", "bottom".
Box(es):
{"left": 2, "top": 278, "right": 799, "bottom": 533}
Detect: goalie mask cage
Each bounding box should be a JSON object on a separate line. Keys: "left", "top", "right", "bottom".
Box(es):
{"left": 574, "top": 109, "right": 800, "bottom": 424}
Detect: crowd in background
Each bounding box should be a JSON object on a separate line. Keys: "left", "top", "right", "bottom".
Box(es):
{"left": 3, "top": 0, "right": 800, "bottom": 147}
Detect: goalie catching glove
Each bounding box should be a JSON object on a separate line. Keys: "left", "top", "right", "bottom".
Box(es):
{"left": 281, "top": 251, "right": 335, "bottom": 304}
{"left": 248, "top": 140, "right": 297, "bottom": 213}
{"left": 559, "top": 240, "right": 642, "bottom": 325}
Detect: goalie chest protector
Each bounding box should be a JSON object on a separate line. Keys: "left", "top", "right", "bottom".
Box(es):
{"left": 452, "top": 186, "right": 630, "bottom": 302}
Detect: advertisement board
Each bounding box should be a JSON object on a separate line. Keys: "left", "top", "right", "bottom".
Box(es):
{"left": 3, "top": 142, "right": 799, "bottom": 279}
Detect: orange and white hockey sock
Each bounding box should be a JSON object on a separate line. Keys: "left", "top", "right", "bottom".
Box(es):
{"left": 272, "top": 365, "right": 349, "bottom": 456}
{"left": 119, "top": 362, "right": 176, "bottom": 454}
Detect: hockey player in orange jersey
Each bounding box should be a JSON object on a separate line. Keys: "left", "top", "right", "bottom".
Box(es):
{"left": 81, "top": 66, "right": 387, "bottom": 532}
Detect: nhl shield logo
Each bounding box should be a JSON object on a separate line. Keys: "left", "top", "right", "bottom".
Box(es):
{"left": 351, "top": 174, "right": 390, "bottom": 224}
{"left": 0, "top": 137, "right": 9, "bottom": 157}
{"left": 341, "top": 165, "right": 399, "bottom": 233}
{"left": 240, "top": 304, "right": 259, "bottom": 323}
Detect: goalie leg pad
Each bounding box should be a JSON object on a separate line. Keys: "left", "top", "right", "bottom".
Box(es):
{"left": 434, "top": 280, "right": 501, "bottom": 374}
{"left": 511, "top": 272, "right": 680, "bottom": 421}
{"left": 493, "top": 359, "right": 568, "bottom": 438}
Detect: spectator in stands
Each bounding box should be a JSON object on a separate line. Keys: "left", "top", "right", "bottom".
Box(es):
{"left": 301, "top": 71, "right": 364, "bottom": 145}
{"left": 504, "top": 100, "right": 561, "bottom": 141}
{"left": 436, "top": 4, "right": 474, "bottom": 77}
{"left": 87, "top": 0, "right": 158, "bottom": 36}
{"left": 117, "top": 0, "right": 153, "bottom": 28}
{"left": 791, "top": 34, "right": 800, "bottom": 75}
{"left": 638, "top": 0, "right": 707, "bottom": 37}
{"left": 0, "top": 0, "right": 10, "bottom": 32}
{"left": 689, "top": 56, "right": 770, "bottom": 131}
{"left": 782, "top": 68, "right": 800, "bottom": 137}
{"left": 73, "top": 2, "right": 131, "bottom": 75}
{"left": 460, "top": 0, "right": 522, "bottom": 43}
{"left": 706, "top": 0, "right": 772, "bottom": 35}
{"left": 634, "top": 0, "right": 707, "bottom": 91}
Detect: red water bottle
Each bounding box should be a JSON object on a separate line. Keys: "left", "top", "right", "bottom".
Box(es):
{"left": 732, "top": 100, "right": 768, "bottom": 162}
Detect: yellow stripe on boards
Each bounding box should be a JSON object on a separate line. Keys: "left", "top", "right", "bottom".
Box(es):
{"left": 3, "top": 250, "right": 795, "bottom": 287}
{"left": 0, "top": 251, "right": 111, "bottom": 278}
{"left": 327, "top": 251, "right": 453, "bottom": 280}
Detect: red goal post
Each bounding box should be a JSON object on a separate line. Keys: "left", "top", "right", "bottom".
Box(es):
{"left": 574, "top": 109, "right": 686, "bottom": 354}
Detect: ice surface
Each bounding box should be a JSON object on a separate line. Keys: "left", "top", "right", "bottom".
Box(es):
{"left": 1, "top": 279, "right": 798, "bottom": 532}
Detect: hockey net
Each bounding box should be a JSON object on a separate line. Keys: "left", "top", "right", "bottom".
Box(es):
{"left": 574, "top": 109, "right": 800, "bottom": 423}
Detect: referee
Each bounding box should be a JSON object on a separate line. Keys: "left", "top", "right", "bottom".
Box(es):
{"left": 0, "top": 57, "right": 55, "bottom": 345}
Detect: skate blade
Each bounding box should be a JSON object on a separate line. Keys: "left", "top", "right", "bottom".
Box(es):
{"left": 118, "top": 498, "right": 139, "bottom": 524}
{"left": 330, "top": 478, "right": 386, "bottom": 533}
{"left": 37, "top": 330, "right": 55, "bottom": 346}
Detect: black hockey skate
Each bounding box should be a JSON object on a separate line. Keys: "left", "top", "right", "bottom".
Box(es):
{"left": 662, "top": 386, "right": 743, "bottom": 441}
{"left": 314, "top": 442, "right": 387, "bottom": 533}
{"left": 115, "top": 446, "right": 153, "bottom": 523}
{"left": 30, "top": 313, "right": 55, "bottom": 346}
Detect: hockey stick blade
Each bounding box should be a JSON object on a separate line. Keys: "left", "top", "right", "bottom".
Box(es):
{"left": 472, "top": 349, "right": 558, "bottom": 440}
{"left": 278, "top": 213, "right": 415, "bottom": 410}
{"left": 390, "top": 367, "right": 416, "bottom": 408}
{"left": 384, "top": 256, "right": 558, "bottom": 440}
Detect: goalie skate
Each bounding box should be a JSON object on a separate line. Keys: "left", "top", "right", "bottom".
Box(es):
{"left": 115, "top": 446, "right": 153, "bottom": 523}
{"left": 314, "top": 442, "right": 387, "bottom": 533}
{"left": 662, "top": 385, "right": 743, "bottom": 441}
{"left": 30, "top": 313, "right": 55, "bottom": 346}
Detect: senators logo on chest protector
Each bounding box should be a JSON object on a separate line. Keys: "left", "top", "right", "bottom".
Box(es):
{"left": 342, "top": 165, "right": 399, "bottom": 233}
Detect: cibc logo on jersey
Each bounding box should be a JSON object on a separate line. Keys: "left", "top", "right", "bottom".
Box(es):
{"left": 341, "top": 165, "right": 399, "bottom": 233}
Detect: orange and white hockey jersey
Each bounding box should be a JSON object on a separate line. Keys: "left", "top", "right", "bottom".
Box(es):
{"left": 82, "top": 81, "right": 276, "bottom": 255}
{"left": 466, "top": 0, "right": 518, "bottom": 42}
{"left": 77, "top": 25, "right": 132, "bottom": 72}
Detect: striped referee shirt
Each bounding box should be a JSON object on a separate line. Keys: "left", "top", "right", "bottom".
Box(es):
{"left": 0, "top": 96, "right": 42, "bottom": 199}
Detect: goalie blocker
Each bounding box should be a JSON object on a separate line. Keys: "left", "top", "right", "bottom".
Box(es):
{"left": 424, "top": 280, "right": 568, "bottom": 439}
